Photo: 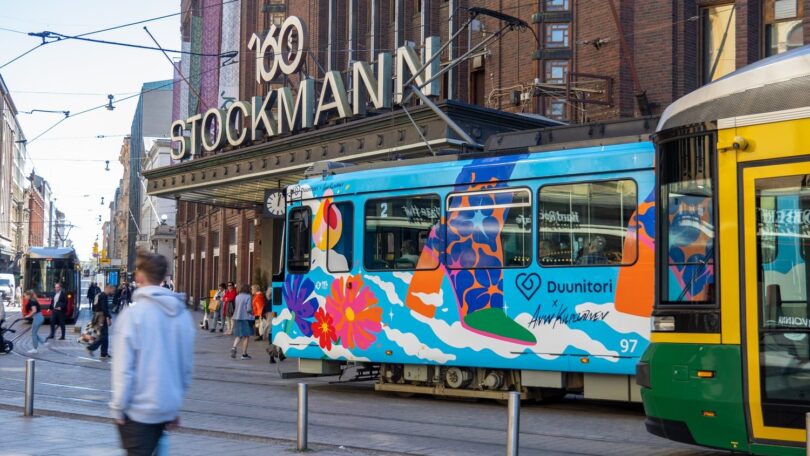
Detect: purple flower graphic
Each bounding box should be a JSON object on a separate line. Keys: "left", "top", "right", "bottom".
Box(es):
{"left": 284, "top": 275, "right": 318, "bottom": 337}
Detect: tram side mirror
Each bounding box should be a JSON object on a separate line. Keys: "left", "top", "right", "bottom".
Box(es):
{"left": 765, "top": 284, "right": 782, "bottom": 324}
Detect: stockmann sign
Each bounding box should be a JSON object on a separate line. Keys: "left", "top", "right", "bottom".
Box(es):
{"left": 170, "top": 16, "right": 442, "bottom": 161}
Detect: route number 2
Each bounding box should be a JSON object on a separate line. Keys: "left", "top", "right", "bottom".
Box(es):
{"left": 620, "top": 339, "right": 638, "bottom": 353}
{"left": 380, "top": 203, "right": 389, "bottom": 218}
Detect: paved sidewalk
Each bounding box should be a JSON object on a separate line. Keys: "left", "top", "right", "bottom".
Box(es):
{"left": 0, "top": 407, "right": 378, "bottom": 455}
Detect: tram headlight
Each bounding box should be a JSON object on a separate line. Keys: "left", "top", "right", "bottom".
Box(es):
{"left": 652, "top": 315, "right": 676, "bottom": 332}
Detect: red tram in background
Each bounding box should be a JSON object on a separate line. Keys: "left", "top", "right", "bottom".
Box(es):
{"left": 21, "top": 247, "right": 81, "bottom": 323}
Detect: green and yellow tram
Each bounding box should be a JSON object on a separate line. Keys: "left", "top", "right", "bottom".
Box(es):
{"left": 638, "top": 46, "right": 810, "bottom": 454}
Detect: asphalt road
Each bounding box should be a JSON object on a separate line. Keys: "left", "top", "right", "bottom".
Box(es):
{"left": 0, "top": 304, "right": 726, "bottom": 455}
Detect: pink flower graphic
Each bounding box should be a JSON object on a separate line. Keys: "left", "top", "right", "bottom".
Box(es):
{"left": 326, "top": 275, "right": 382, "bottom": 350}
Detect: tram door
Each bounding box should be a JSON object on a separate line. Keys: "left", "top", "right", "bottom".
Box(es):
{"left": 742, "top": 161, "right": 810, "bottom": 444}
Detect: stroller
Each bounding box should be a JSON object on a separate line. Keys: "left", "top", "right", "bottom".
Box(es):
{"left": 0, "top": 318, "right": 22, "bottom": 354}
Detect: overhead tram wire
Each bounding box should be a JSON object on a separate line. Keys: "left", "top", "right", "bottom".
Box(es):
{"left": 23, "top": 61, "right": 233, "bottom": 145}
{"left": 0, "top": 0, "right": 238, "bottom": 71}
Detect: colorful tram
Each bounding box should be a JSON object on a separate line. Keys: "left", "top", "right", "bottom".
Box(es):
{"left": 272, "top": 118, "right": 658, "bottom": 401}
{"left": 637, "top": 47, "right": 810, "bottom": 454}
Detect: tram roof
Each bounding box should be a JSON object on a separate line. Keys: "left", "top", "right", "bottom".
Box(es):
{"left": 657, "top": 45, "right": 810, "bottom": 132}
{"left": 298, "top": 139, "right": 654, "bottom": 198}
{"left": 27, "top": 247, "right": 78, "bottom": 260}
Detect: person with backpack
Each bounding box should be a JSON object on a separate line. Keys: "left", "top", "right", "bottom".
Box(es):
{"left": 86, "top": 285, "right": 113, "bottom": 358}
{"left": 111, "top": 249, "right": 195, "bottom": 456}
{"left": 209, "top": 283, "right": 226, "bottom": 333}
{"left": 119, "top": 282, "right": 132, "bottom": 309}
{"left": 229, "top": 284, "right": 254, "bottom": 360}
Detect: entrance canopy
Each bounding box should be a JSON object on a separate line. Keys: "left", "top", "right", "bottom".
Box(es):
{"left": 144, "top": 101, "right": 559, "bottom": 208}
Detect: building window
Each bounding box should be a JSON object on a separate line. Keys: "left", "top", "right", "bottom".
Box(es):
{"left": 545, "top": 0, "right": 569, "bottom": 11}
{"left": 327, "top": 202, "right": 354, "bottom": 273}
{"left": 270, "top": 12, "right": 285, "bottom": 26}
{"left": 701, "top": 4, "right": 736, "bottom": 83}
{"left": 249, "top": 227, "right": 255, "bottom": 244}
{"left": 364, "top": 195, "right": 440, "bottom": 271}
{"left": 228, "top": 253, "right": 237, "bottom": 281}
{"left": 212, "top": 231, "right": 220, "bottom": 248}
{"left": 545, "top": 98, "right": 567, "bottom": 121}
{"left": 446, "top": 188, "right": 533, "bottom": 269}
{"left": 228, "top": 226, "right": 237, "bottom": 246}
{"left": 538, "top": 179, "right": 638, "bottom": 266}
{"left": 213, "top": 255, "right": 219, "bottom": 283}
{"left": 764, "top": 0, "right": 804, "bottom": 56}
{"left": 545, "top": 60, "right": 569, "bottom": 84}
{"left": 248, "top": 251, "right": 255, "bottom": 280}
{"left": 287, "top": 207, "right": 312, "bottom": 273}
{"left": 545, "top": 23, "right": 570, "bottom": 48}
{"left": 470, "top": 67, "right": 486, "bottom": 106}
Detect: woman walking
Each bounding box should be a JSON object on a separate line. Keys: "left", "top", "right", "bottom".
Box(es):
{"left": 229, "top": 284, "right": 254, "bottom": 360}
{"left": 22, "top": 290, "right": 47, "bottom": 354}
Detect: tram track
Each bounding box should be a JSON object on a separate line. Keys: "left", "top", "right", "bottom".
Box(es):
{"left": 0, "top": 383, "right": 703, "bottom": 456}
{"left": 0, "top": 378, "right": 699, "bottom": 454}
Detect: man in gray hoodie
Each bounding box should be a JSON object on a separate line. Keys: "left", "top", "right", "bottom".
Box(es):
{"left": 110, "top": 249, "right": 195, "bottom": 456}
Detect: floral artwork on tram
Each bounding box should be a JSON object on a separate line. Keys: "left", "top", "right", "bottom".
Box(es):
{"left": 273, "top": 142, "right": 656, "bottom": 375}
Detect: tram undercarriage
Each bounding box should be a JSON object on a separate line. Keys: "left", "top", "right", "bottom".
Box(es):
{"left": 301, "top": 359, "right": 640, "bottom": 402}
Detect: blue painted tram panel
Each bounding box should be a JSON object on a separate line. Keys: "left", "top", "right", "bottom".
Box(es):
{"left": 272, "top": 117, "right": 658, "bottom": 400}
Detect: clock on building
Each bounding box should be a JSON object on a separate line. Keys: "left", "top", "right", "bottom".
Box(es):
{"left": 263, "top": 189, "right": 286, "bottom": 218}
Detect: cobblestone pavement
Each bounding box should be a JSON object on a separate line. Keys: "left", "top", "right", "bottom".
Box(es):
{"left": 0, "top": 303, "right": 726, "bottom": 455}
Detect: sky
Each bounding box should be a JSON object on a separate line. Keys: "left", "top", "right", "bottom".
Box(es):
{"left": 0, "top": 0, "right": 181, "bottom": 260}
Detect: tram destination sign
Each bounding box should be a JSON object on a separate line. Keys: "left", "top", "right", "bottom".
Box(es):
{"left": 170, "top": 16, "right": 441, "bottom": 161}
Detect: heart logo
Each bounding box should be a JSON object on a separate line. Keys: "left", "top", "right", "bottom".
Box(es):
{"left": 516, "top": 273, "right": 542, "bottom": 301}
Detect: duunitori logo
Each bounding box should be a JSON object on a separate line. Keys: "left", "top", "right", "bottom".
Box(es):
{"left": 546, "top": 278, "right": 614, "bottom": 294}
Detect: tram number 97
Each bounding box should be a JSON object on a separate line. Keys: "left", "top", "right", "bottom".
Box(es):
{"left": 619, "top": 339, "right": 638, "bottom": 353}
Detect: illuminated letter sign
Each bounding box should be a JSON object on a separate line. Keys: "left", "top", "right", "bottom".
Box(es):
{"left": 170, "top": 15, "right": 440, "bottom": 160}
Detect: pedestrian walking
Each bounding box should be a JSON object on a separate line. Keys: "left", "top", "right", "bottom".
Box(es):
{"left": 119, "top": 282, "right": 132, "bottom": 309}
{"left": 252, "top": 284, "right": 266, "bottom": 341}
{"left": 22, "top": 290, "right": 47, "bottom": 354}
{"left": 263, "top": 284, "right": 285, "bottom": 363}
{"left": 46, "top": 282, "right": 67, "bottom": 340}
{"left": 86, "top": 285, "right": 113, "bottom": 358}
{"left": 87, "top": 282, "right": 99, "bottom": 310}
{"left": 209, "top": 283, "right": 225, "bottom": 333}
{"left": 229, "top": 284, "right": 254, "bottom": 360}
{"left": 111, "top": 249, "right": 195, "bottom": 456}
{"left": 222, "top": 282, "right": 237, "bottom": 335}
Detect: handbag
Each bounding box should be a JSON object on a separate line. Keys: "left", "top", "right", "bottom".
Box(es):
{"left": 208, "top": 299, "right": 220, "bottom": 312}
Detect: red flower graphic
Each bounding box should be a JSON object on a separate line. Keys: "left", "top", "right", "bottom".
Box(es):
{"left": 311, "top": 307, "right": 338, "bottom": 351}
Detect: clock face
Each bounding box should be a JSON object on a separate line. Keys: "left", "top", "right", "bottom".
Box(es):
{"left": 265, "top": 191, "right": 285, "bottom": 216}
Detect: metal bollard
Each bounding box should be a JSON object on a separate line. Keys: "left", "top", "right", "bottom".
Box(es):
{"left": 507, "top": 391, "right": 520, "bottom": 456}
{"left": 24, "top": 359, "right": 35, "bottom": 417}
{"left": 806, "top": 412, "right": 809, "bottom": 456}
{"left": 297, "top": 383, "right": 308, "bottom": 451}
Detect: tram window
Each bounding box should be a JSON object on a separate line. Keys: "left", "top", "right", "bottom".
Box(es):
{"left": 364, "top": 195, "right": 440, "bottom": 271}
{"left": 287, "top": 207, "right": 312, "bottom": 273}
{"left": 756, "top": 174, "right": 810, "bottom": 407}
{"left": 446, "top": 188, "right": 532, "bottom": 269}
{"left": 659, "top": 135, "right": 716, "bottom": 304}
{"left": 326, "top": 202, "right": 354, "bottom": 273}
{"left": 538, "top": 180, "right": 637, "bottom": 266}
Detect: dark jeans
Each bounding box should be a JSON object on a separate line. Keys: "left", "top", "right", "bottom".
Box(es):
{"left": 87, "top": 323, "right": 108, "bottom": 356}
{"left": 117, "top": 417, "right": 167, "bottom": 456}
{"left": 48, "top": 310, "right": 65, "bottom": 339}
